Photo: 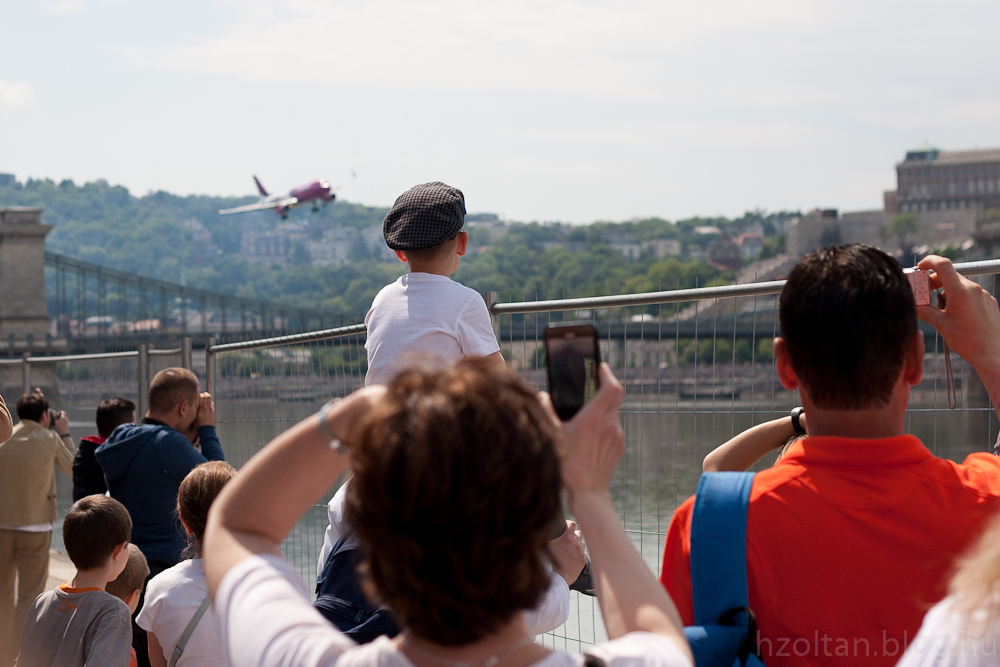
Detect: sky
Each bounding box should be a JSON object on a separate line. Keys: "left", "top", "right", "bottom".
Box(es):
{"left": 2, "top": 0, "right": 1000, "bottom": 222}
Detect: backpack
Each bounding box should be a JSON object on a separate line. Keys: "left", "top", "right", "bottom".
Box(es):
{"left": 682, "top": 471, "right": 765, "bottom": 667}
{"left": 314, "top": 532, "right": 400, "bottom": 644}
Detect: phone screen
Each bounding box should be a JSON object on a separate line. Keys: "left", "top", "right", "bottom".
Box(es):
{"left": 545, "top": 325, "right": 600, "bottom": 421}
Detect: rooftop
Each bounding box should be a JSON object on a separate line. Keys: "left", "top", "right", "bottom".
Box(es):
{"left": 899, "top": 146, "right": 1000, "bottom": 167}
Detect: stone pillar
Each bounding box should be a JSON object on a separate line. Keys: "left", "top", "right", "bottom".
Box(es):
{"left": 0, "top": 208, "right": 53, "bottom": 341}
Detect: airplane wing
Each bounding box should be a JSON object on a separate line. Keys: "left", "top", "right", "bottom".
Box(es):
{"left": 219, "top": 197, "right": 298, "bottom": 215}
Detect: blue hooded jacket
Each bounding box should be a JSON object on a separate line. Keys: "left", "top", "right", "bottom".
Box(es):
{"left": 95, "top": 420, "right": 224, "bottom": 564}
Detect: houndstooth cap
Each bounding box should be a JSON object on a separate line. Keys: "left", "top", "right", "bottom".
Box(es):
{"left": 383, "top": 182, "right": 466, "bottom": 251}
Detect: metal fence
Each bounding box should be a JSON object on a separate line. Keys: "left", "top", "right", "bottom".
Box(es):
{"left": 34, "top": 258, "right": 1000, "bottom": 651}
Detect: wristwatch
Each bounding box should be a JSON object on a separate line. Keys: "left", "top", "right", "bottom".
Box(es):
{"left": 790, "top": 406, "right": 806, "bottom": 436}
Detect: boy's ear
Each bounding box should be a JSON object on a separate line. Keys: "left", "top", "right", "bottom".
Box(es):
{"left": 126, "top": 589, "right": 141, "bottom": 607}
{"left": 455, "top": 231, "right": 469, "bottom": 257}
{"left": 112, "top": 541, "right": 129, "bottom": 560}
{"left": 393, "top": 249, "right": 408, "bottom": 263}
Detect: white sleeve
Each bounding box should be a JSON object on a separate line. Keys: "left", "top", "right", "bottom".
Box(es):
{"left": 587, "top": 632, "right": 693, "bottom": 667}
{"left": 523, "top": 565, "right": 570, "bottom": 636}
{"left": 317, "top": 481, "right": 352, "bottom": 577}
{"left": 217, "top": 554, "right": 356, "bottom": 667}
{"left": 455, "top": 294, "right": 500, "bottom": 358}
{"left": 896, "top": 595, "right": 1000, "bottom": 667}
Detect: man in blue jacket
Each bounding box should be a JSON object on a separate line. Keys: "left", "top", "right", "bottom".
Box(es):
{"left": 95, "top": 367, "right": 224, "bottom": 667}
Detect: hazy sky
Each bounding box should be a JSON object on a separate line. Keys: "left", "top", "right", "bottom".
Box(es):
{"left": 3, "top": 0, "right": 1000, "bottom": 222}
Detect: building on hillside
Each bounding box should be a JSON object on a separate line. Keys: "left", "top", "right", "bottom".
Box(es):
{"left": 612, "top": 243, "right": 642, "bottom": 261}
{"left": 537, "top": 241, "right": 586, "bottom": 253}
{"left": 886, "top": 146, "right": 1000, "bottom": 214}
{"left": 0, "top": 174, "right": 14, "bottom": 187}
{"left": 241, "top": 231, "right": 286, "bottom": 268}
{"left": 708, "top": 236, "right": 742, "bottom": 271}
{"left": 735, "top": 233, "right": 763, "bottom": 260}
{"left": 643, "top": 239, "right": 682, "bottom": 259}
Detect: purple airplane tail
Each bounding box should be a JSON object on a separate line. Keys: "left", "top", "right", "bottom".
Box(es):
{"left": 253, "top": 175, "right": 269, "bottom": 197}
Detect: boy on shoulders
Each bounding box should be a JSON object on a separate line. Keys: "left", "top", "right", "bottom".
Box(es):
{"left": 364, "top": 181, "right": 505, "bottom": 387}
{"left": 17, "top": 495, "right": 134, "bottom": 667}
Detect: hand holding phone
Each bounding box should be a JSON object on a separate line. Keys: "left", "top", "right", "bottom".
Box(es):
{"left": 544, "top": 323, "right": 601, "bottom": 421}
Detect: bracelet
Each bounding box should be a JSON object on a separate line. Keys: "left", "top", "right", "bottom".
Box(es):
{"left": 790, "top": 406, "right": 806, "bottom": 436}
{"left": 317, "top": 399, "right": 349, "bottom": 455}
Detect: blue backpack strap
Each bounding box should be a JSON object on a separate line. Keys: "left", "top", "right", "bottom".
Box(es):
{"left": 690, "top": 471, "right": 755, "bottom": 626}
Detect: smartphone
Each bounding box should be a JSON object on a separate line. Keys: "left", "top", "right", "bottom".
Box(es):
{"left": 544, "top": 323, "right": 601, "bottom": 421}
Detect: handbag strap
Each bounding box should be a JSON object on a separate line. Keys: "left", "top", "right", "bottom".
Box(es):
{"left": 168, "top": 595, "right": 212, "bottom": 667}
{"left": 689, "top": 471, "right": 755, "bottom": 626}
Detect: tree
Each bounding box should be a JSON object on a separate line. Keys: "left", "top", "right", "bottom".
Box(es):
{"left": 887, "top": 213, "right": 920, "bottom": 261}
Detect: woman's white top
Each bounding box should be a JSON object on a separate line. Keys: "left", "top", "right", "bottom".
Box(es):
{"left": 136, "top": 558, "right": 226, "bottom": 667}
{"left": 896, "top": 595, "right": 1000, "bottom": 667}
{"left": 218, "top": 554, "right": 692, "bottom": 667}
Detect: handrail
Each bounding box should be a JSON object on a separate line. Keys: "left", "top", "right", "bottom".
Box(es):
{"left": 489, "top": 257, "right": 1000, "bottom": 315}
{"left": 0, "top": 348, "right": 183, "bottom": 365}
{"left": 207, "top": 323, "right": 367, "bottom": 353}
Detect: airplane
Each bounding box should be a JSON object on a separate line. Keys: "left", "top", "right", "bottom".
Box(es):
{"left": 219, "top": 173, "right": 354, "bottom": 219}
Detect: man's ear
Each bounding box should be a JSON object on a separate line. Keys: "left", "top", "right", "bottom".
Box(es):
{"left": 393, "top": 249, "right": 408, "bottom": 263}
{"left": 903, "top": 330, "right": 925, "bottom": 387}
{"left": 774, "top": 337, "right": 799, "bottom": 391}
{"left": 455, "top": 231, "right": 469, "bottom": 257}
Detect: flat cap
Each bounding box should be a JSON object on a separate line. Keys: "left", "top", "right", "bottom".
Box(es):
{"left": 382, "top": 182, "right": 466, "bottom": 251}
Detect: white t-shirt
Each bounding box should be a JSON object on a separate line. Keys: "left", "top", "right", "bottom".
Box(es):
{"left": 136, "top": 559, "right": 225, "bottom": 667}
{"left": 897, "top": 595, "right": 1000, "bottom": 667}
{"left": 217, "top": 554, "right": 692, "bottom": 667}
{"left": 316, "top": 482, "right": 570, "bottom": 636}
{"left": 364, "top": 273, "right": 500, "bottom": 386}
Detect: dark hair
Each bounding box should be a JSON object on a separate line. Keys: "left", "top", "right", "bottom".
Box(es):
{"left": 16, "top": 392, "right": 48, "bottom": 422}
{"left": 779, "top": 244, "right": 917, "bottom": 409}
{"left": 346, "top": 357, "right": 561, "bottom": 646}
{"left": 404, "top": 233, "right": 461, "bottom": 263}
{"left": 106, "top": 543, "right": 149, "bottom": 601}
{"left": 96, "top": 397, "right": 136, "bottom": 439}
{"left": 63, "top": 495, "right": 132, "bottom": 571}
{"left": 148, "top": 368, "right": 200, "bottom": 414}
{"left": 177, "top": 461, "right": 237, "bottom": 558}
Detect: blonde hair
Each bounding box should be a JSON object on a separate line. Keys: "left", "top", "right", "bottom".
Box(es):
{"left": 948, "top": 510, "right": 1000, "bottom": 630}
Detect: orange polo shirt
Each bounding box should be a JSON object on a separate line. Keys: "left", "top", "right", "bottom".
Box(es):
{"left": 660, "top": 435, "right": 1000, "bottom": 666}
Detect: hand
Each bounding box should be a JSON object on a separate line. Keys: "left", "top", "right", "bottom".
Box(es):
{"left": 548, "top": 520, "right": 587, "bottom": 585}
{"left": 325, "top": 385, "right": 387, "bottom": 446}
{"left": 917, "top": 255, "right": 1000, "bottom": 368}
{"left": 54, "top": 411, "right": 69, "bottom": 436}
{"left": 194, "top": 393, "right": 216, "bottom": 428}
{"left": 541, "top": 363, "right": 625, "bottom": 499}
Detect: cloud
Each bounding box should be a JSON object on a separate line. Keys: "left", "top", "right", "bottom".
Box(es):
{"left": 0, "top": 82, "right": 34, "bottom": 108}
{"left": 45, "top": 0, "right": 84, "bottom": 14}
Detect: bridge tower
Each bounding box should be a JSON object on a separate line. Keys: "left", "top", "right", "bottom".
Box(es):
{"left": 0, "top": 208, "right": 55, "bottom": 346}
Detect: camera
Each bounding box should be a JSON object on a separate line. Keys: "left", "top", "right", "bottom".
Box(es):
{"left": 48, "top": 409, "right": 60, "bottom": 429}
{"left": 903, "top": 268, "right": 932, "bottom": 306}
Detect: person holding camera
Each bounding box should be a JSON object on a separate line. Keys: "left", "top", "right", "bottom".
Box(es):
{"left": 0, "top": 390, "right": 70, "bottom": 665}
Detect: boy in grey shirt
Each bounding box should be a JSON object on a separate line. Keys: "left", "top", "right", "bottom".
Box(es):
{"left": 17, "top": 495, "right": 134, "bottom": 667}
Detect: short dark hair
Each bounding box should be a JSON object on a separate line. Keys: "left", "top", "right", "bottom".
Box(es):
{"left": 177, "top": 461, "right": 237, "bottom": 557}
{"left": 63, "top": 495, "right": 132, "bottom": 571}
{"left": 106, "top": 544, "right": 149, "bottom": 601}
{"left": 96, "top": 397, "right": 136, "bottom": 439}
{"left": 346, "top": 357, "right": 561, "bottom": 646}
{"left": 16, "top": 392, "right": 48, "bottom": 422}
{"left": 148, "top": 368, "right": 200, "bottom": 414}
{"left": 404, "top": 233, "right": 460, "bottom": 263}
{"left": 779, "top": 244, "right": 917, "bottom": 409}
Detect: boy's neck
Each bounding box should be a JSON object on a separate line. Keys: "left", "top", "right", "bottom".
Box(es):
{"left": 406, "top": 262, "right": 454, "bottom": 278}
{"left": 71, "top": 567, "right": 112, "bottom": 590}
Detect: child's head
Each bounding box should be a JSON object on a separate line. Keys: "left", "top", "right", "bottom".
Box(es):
{"left": 383, "top": 182, "right": 468, "bottom": 275}
{"left": 63, "top": 495, "right": 132, "bottom": 576}
{"left": 96, "top": 397, "right": 136, "bottom": 439}
{"left": 106, "top": 544, "right": 149, "bottom": 614}
{"left": 177, "top": 461, "right": 238, "bottom": 558}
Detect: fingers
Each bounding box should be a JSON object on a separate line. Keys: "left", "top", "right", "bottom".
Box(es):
{"left": 536, "top": 392, "right": 561, "bottom": 427}
{"left": 917, "top": 255, "right": 963, "bottom": 292}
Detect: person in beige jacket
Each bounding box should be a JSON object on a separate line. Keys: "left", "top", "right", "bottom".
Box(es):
{"left": 0, "top": 391, "right": 71, "bottom": 666}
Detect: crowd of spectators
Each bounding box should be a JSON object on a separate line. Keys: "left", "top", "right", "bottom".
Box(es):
{"left": 3, "top": 183, "right": 1000, "bottom": 667}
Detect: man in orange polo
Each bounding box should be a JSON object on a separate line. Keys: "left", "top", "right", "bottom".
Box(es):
{"left": 660, "top": 246, "right": 1000, "bottom": 666}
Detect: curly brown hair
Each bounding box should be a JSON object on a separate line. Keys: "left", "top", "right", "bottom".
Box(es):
{"left": 345, "top": 357, "right": 562, "bottom": 646}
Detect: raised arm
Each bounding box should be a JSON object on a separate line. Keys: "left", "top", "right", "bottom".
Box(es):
{"left": 0, "top": 394, "right": 12, "bottom": 443}
{"left": 917, "top": 255, "right": 1000, "bottom": 409}
{"left": 553, "top": 364, "right": 692, "bottom": 661}
{"left": 703, "top": 414, "right": 802, "bottom": 472}
{"left": 204, "top": 387, "right": 385, "bottom": 595}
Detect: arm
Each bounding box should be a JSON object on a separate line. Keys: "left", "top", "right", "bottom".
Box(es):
{"left": 0, "top": 394, "right": 12, "bottom": 442}
{"left": 147, "top": 633, "right": 168, "bottom": 667}
{"left": 204, "top": 387, "right": 384, "bottom": 596}
{"left": 482, "top": 351, "right": 507, "bottom": 372}
{"left": 553, "top": 364, "right": 692, "bottom": 661}
{"left": 702, "top": 415, "right": 801, "bottom": 472}
{"left": 51, "top": 411, "right": 76, "bottom": 477}
{"left": 917, "top": 255, "right": 1000, "bottom": 410}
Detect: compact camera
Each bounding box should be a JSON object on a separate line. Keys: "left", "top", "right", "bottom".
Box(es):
{"left": 903, "top": 268, "right": 932, "bottom": 306}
